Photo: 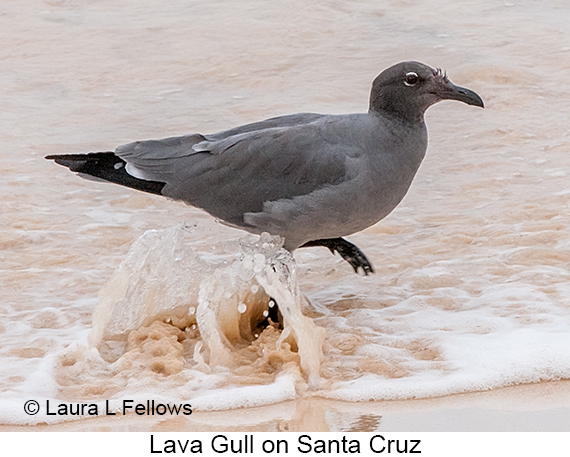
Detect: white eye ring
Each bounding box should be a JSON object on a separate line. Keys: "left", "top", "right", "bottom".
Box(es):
{"left": 404, "top": 72, "right": 419, "bottom": 86}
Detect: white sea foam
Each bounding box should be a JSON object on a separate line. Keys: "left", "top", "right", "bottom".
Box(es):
{"left": 3, "top": 220, "right": 569, "bottom": 426}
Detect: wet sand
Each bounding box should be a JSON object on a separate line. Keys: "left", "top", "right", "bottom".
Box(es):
{"left": 2, "top": 380, "right": 569, "bottom": 432}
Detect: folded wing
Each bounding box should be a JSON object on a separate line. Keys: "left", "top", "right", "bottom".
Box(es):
{"left": 114, "top": 113, "right": 356, "bottom": 228}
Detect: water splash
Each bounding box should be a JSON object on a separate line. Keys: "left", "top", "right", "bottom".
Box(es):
{"left": 89, "top": 223, "right": 324, "bottom": 386}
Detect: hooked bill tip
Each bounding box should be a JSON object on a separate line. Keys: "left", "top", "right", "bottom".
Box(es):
{"left": 442, "top": 83, "right": 484, "bottom": 108}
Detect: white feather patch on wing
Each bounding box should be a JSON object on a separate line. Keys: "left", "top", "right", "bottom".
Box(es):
{"left": 191, "top": 141, "right": 211, "bottom": 153}
{"left": 125, "top": 163, "right": 153, "bottom": 180}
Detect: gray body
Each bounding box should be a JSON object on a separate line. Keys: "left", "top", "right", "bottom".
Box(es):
{"left": 118, "top": 112, "right": 427, "bottom": 250}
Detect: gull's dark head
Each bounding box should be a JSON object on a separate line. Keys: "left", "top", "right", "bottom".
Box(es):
{"left": 369, "top": 61, "right": 484, "bottom": 121}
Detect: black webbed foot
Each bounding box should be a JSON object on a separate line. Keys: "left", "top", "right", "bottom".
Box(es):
{"left": 300, "top": 237, "right": 374, "bottom": 275}
{"left": 255, "top": 298, "right": 283, "bottom": 333}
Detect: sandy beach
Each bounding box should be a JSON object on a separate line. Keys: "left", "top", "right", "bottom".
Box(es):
{"left": 1, "top": 380, "right": 568, "bottom": 432}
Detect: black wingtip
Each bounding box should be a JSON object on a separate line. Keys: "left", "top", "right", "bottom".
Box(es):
{"left": 46, "top": 154, "right": 87, "bottom": 171}
{"left": 46, "top": 152, "right": 167, "bottom": 196}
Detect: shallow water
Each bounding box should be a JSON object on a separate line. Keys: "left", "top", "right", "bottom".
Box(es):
{"left": 1, "top": 0, "right": 570, "bottom": 425}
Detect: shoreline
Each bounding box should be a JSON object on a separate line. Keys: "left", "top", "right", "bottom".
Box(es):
{"left": 2, "top": 380, "right": 569, "bottom": 432}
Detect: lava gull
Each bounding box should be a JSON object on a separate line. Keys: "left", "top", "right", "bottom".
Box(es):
{"left": 47, "top": 61, "right": 483, "bottom": 274}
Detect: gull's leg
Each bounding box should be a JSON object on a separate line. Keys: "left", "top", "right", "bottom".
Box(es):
{"left": 300, "top": 237, "right": 374, "bottom": 275}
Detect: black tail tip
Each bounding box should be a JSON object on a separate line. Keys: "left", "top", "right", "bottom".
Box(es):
{"left": 45, "top": 154, "right": 94, "bottom": 172}
{"left": 45, "top": 152, "right": 166, "bottom": 196}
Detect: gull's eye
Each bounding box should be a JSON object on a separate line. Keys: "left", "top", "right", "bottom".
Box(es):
{"left": 404, "top": 72, "right": 419, "bottom": 87}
